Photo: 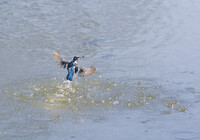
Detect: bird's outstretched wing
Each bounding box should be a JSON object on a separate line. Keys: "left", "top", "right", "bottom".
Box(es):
{"left": 53, "top": 50, "right": 69, "bottom": 68}
{"left": 76, "top": 66, "right": 96, "bottom": 77}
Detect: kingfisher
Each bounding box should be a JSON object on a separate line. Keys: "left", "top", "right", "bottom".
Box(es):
{"left": 53, "top": 50, "right": 96, "bottom": 81}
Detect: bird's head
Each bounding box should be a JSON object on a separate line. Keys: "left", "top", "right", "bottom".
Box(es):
{"left": 73, "top": 56, "right": 84, "bottom": 61}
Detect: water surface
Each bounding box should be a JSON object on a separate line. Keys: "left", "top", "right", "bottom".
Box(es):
{"left": 0, "top": 0, "right": 200, "bottom": 139}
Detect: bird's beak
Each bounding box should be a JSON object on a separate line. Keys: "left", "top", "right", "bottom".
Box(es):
{"left": 77, "top": 56, "right": 84, "bottom": 60}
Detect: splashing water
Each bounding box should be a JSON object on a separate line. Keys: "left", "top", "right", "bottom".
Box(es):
{"left": 2, "top": 78, "right": 189, "bottom": 114}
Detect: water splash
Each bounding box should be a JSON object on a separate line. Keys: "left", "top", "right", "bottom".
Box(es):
{"left": 2, "top": 78, "right": 189, "bottom": 114}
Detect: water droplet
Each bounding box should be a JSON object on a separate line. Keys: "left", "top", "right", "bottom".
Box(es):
{"left": 113, "top": 100, "right": 119, "bottom": 105}
{"left": 178, "top": 107, "right": 187, "bottom": 112}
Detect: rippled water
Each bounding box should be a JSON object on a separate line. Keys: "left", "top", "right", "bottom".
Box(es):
{"left": 1, "top": 0, "right": 200, "bottom": 139}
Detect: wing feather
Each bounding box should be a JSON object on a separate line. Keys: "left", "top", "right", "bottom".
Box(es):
{"left": 53, "top": 50, "right": 68, "bottom": 68}
{"left": 77, "top": 66, "right": 96, "bottom": 77}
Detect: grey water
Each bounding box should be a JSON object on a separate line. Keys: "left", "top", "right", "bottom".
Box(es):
{"left": 1, "top": 0, "right": 200, "bottom": 139}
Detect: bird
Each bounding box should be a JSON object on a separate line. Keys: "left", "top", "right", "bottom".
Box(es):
{"left": 53, "top": 50, "right": 96, "bottom": 81}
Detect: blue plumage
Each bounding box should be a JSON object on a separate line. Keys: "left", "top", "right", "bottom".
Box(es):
{"left": 66, "top": 68, "right": 74, "bottom": 81}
